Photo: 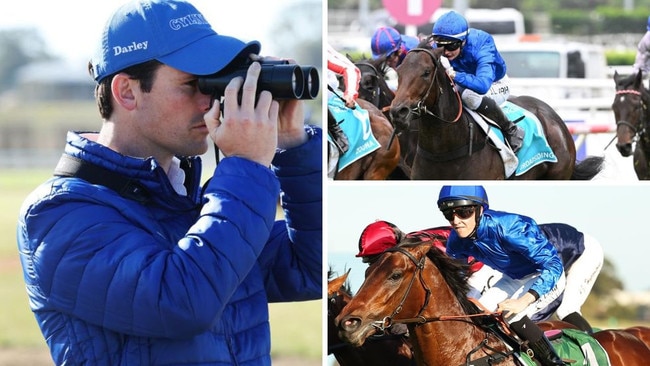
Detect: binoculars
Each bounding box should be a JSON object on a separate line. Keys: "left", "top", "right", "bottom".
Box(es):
{"left": 198, "top": 59, "right": 320, "bottom": 100}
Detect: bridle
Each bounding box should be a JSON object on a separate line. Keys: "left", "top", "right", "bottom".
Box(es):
{"left": 371, "top": 244, "right": 515, "bottom": 366}
{"left": 356, "top": 61, "right": 390, "bottom": 109}
{"left": 614, "top": 88, "right": 647, "bottom": 141}
{"left": 404, "top": 48, "right": 463, "bottom": 124}
{"left": 371, "top": 245, "right": 430, "bottom": 333}
{"left": 372, "top": 244, "right": 495, "bottom": 332}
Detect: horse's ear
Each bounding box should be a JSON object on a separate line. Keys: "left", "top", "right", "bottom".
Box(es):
{"left": 327, "top": 269, "right": 351, "bottom": 297}
{"left": 634, "top": 69, "right": 644, "bottom": 89}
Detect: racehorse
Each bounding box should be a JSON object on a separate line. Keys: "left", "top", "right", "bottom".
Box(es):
{"left": 612, "top": 70, "right": 650, "bottom": 179}
{"left": 336, "top": 236, "right": 650, "bottom": 366}
{"left": 328, "top": 97, "right": 401, "bottom": 180}
{"left": 354, "top": 56, "right": 414, "bottom": 179}
{"left": 354, "top": 57, "right": 395, "bottom": 114}
{"left": 389, "top": 44, "right": 605, "bottom": 180}
{"left": 328, "top": 269, "right": 413, "bottom": 366}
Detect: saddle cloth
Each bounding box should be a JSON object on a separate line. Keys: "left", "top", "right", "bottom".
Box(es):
{"left": 466, "top": 101, "right": 558, "bottom": 178}
{"left": 516, "top": 329, "right": 611, "bottom": 366}
{"left": 327, "top": 96, "right": 380, "bottom": 171}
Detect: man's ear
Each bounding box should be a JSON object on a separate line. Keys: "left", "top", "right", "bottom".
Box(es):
{"left": 111, "top": 73, "right": 137, "bottom": 111}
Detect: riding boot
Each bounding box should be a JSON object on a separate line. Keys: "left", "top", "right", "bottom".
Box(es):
{"left": 561, "top": 312, "right": 594, "bottom": 334}
{"left": 328, "top": 115, "right": 350, "bottom": 154}
{"left": 510, "top": 316, "right": 565, "bottom": 366}
{"left": 477, "top": 97, "right": 525, "bottom": 153}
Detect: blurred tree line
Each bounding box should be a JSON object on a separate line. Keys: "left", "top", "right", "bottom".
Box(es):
{"left": 0, "top": 27, "right": 57, "bottom": 95}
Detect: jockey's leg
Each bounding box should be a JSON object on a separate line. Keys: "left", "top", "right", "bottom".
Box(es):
{"left": 510, "top": 316, "right": 566, "bottom": 366}
{"left": 328, "top": 112, "right": 349, "bottom": 154}
{"left": 476, "top": 96, "right": 524, "bottom": 153}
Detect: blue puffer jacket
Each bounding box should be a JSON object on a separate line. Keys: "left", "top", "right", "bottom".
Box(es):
{"left": 446, "top": 209, "right": 563, "bottom": 298}
{"left": 447, "top": 28, "right": 507, "bottom": 94}
{"left": 16, "top": 126, "right": 322, "bottom": 365}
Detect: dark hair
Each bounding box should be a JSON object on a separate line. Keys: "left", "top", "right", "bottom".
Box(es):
{"left": 89, "top": 60, "right": 163, "bottom": 119}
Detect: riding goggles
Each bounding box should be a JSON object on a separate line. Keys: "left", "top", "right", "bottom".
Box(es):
{"left": 442, "top": 205, "right": 476, "bottom": 221}
{"left": 437, "top": 41, "right": 462, "bottom": 51}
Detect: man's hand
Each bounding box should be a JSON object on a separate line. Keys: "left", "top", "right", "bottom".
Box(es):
{"left": 276, "top": 98, "right": 307, "bottom": 150}
{"left": 206, "top": 62, "right": 279, "bottom": 167}
{"left": 440, "top": 56, "right": 456, "bottom": 79}
{"left": 497, "top": 292, "right": 536, "bottom": 320}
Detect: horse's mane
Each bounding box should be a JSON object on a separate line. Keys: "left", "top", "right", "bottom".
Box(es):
{"left": 396, "top": 236, "right": 482, "bottom": 318}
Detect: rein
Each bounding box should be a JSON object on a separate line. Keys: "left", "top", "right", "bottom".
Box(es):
{"left": 408, "top": 48, "right": 463, "bottom": 124}
{"left": 372, "top": 244, "right": 516, "bottom": 366}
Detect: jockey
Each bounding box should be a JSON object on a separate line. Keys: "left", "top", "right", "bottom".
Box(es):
{"left": 370, "top": 26, "right": 419, "bottom": 91}
{"left": 355, "top": 220, "right": 601, "bottom": 334}
{"left": 632, "top": 15, "right": 650, "bottom": 79}
{"left": 438, "top": 185, "right": 565, "bottom": 366}
{"left": 432, "top": 10, "right": 524, "bottom": 153}
{"left": 327, "top": 43, "right": 362, "bottom": 154}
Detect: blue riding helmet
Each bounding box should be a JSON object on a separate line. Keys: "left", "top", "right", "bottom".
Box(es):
{"left": 371, "top": 26, "right": 403, "bottom": 59}
{"left": 437, "top": 185, "right": 489, "bottom": 210}
{"left": 647, "top": 15, "right": 650, "bottom": 31}
{"left": 432, "top": 10, "right": 469, "bottom": 44}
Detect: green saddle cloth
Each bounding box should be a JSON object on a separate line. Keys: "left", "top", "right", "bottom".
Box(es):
{"left": 517, "top": 329, "right": 610, "bottom": 366}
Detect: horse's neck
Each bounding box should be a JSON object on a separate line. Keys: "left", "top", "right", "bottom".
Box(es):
{"left": 418, "top": 113, "right": 475, "bottom": 150}
{"left": 408, "top": 268, "right": 514, "bottom": 366}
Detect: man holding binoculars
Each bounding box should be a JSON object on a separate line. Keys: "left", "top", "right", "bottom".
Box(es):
{"left": 16, "top": 0, "right": 322, "bottom": 365}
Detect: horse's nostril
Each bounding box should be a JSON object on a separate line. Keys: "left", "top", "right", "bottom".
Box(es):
{"left": 340, "top": 316, "right": 361, "bottom": 331}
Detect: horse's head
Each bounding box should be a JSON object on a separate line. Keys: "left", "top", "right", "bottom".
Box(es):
{"left": 389, "top": 45, "right": 458, "bottom": 131}
{"left": 613, "top": 69, "right": 650, "bottom": 156}
{"left": 328, "top": 270, "right": 352, "bottom": 347}
{"left": 335, "top": 236, "right": 474, "bottom": 347}
{"left": 355, "top": 58, "right": 395, "bottom": 110}
{"left": 328, "top": 269, "right": 414, "bottom": 365}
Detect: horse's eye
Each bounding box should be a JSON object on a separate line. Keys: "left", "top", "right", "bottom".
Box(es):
{"left": 389, "top": 271, "right": 402, "bottom": 281}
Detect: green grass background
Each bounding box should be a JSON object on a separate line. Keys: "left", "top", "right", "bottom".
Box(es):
{"left": 0, "top": 169, "right": 322, "bottom": 360}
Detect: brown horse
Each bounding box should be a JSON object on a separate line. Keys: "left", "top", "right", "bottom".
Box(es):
{"left": 389, "top": 45, "right": 604, "bottom": 180}
{"left": 329, "top": 97, "right": 401, "bottom": 180}
{"left": 336, "top": 236, "right": 650, "bottom": 366}
{"left": 328, "top": 270, "right": 413, "bottom": 366}
{"left": 612, "top": 70, "right": 650, "bottom": 179}
{"left": 355, "top": 58, "right": 395, "bottom": 114}
{"left": 354, "top": 57, "right": 415, "bottom": 179}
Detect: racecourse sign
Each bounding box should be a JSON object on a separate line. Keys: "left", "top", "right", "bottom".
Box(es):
{"left": 381, "top": 0, "right": 442, "bottom": 26}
